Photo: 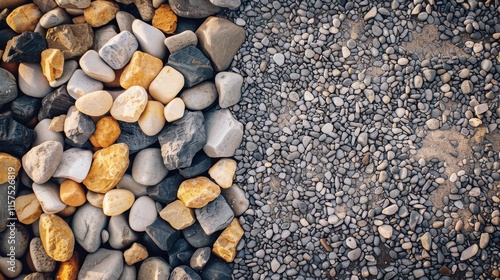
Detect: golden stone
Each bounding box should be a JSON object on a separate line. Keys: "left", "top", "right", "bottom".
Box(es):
{"left": 177, "top": 176, "right": 221, "bottom": 208}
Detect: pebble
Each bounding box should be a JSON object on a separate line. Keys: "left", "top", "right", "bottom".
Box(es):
{"left": 124, "top": 243, "right": 149, "bottom": 265}
{"left": 129, "top": 196, "right": 157, "bottom": 232}
{"left": 152, "top": 4, "right": 177, "bottom": 34}
{"left": 180, "top": 81, "right": 218, "bottom": 110}
{"left": 138, "top": 101, "right": 166, "bottom": 136}
{"left": 378, "top": 225, "right": 393, "bottom": 239}
{"left": 83, "top": 0, "right": 119, "bottom": 27}
{"left": 460, "top": 244, "right": 479, "bottom": 261}
{"left": 168, "top": 45, "right": 214, "bottom": 88}
{"left": 40, "top": 48, "right": 64, "bottom": 82}
{"left": 98, "top": 31, "right": 138, "bottom": 70}
{"left": 177, "top": 176, "right": 221, "bottom": 208}
{"left": 195, "top": 195, "right": 234, "bottom": 235}
{"left": 132, "top": 148, "right": 169, "bottom": 185}
{"left": 6, "top": 3, "right": 41, "bottom": 33}
{"left": 18, "top": 63, "right": 53, "bottom": 98}
{"left": 212, "top": 218, "right": 243, "bottom": 262}
{"left": 52, "top": 148, "right": 92, "bottom": 183}
{"left": 164, "top": 30, "right": 198, "bottom": 54}
{"left": 0, "top": 68, "right": 17, "bottom": 105}
{"left": 102, "top": 189, "right": 135, "bottom": 216}
{"left": 204, "top": 109, "right": 243, "bottom": 158}
{"left": 149, "top": 66, "right": 185, "bottom": 105}
{"left": 39, "top": 213, "right": 74, "bottom": 262}
{"left": 215, "top": 71, "right": 243, "bottom": 108}
{"left": 159, "top": 200, "right": 196, "bottom": 230}
{"left": 89, "top": 116, "right": 121, "bottom": 148}
{"left": 221, "top": 184, "right": 249, "bottom": 216}
{"left": 72, "top": 203, "right": 108, "bottom": 253}
{"left": 110, "top": 85, "right": 148, "bottom": 122}
{"left": 22, "top": 141, "right": 63, "bottom": 184}
{"left": 59, "top": 179, "right": 87, "bottom": 207}
{"left": 79, "top": 50, "right": 115, "bottom": 83}
{"left": 33, "top": 118, "right": 64, "bottom": 146}
{"left": 78, "top": 248, "right": 123, "bottom": 280}
{"left": 30, "top": 237, "right": 56, "bottom": 273}
{"left": 66, "top": 69, "right": 104, "bottom": 100}
{"left": 132, "top": 19, "right": 166, "bottom": 59}
{"left": 39, "top": 7, "right": 71, "bottom": 28}
{"left": 138, "top": 257, "right": 171, "bottom": 280}
{"left": 164, "top": 97, "right": 185, "bottom": 122}
{"left": 15, "top": 193, "right": 42, "bottom": 225}
{"left": 108, "top": 214, "right": 139, "bottom": 249}
{"left": 208, "top": 158, "right": 236, "bottom": 189}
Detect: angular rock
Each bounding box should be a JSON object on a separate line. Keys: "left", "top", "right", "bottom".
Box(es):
{"left": 164, "top": 30, "right": 197, "bottom": 54}
{"left": 152, "top": 4, "right": 177, "bottom": 34}
{"left": 116, "top": 11, "right": 135, "bottom": 33}
{"left": 124, "top": 243, "right": 148, "bottom": 265}
{"left": 39, "top": 213, "right": 74, "bottom": 262}
{"left": 64, "top": 106, "right": 96, "bottom": 146}
{"left": 177, "top": 176, "right": 220, "bottom": 208}
{"left": 75, "top": 90, "right": 113, "bottom": 117}
{"left": 83, "top": 0, "right": 120, "bottom": 27}
{"left": 0, "top": 115, "right": 35, "bottom": 157}
{"left": 180, "top": 81, "right": 217, "bottom": 110}
{"left": 129, "top": 196, "right": 157, "bottom": 232}
{"left": 18, "top": 63, "right": 53, "bottom": 98}
{"left": 55, "top": 252, "right": 80, "bottom": 280}
{"left": 200, "top": 257, "right": 232, "bottom": 280}
{"left": 132, "top": 19, "right": 166, "bottom": 59}
{"left": 49, "top": 59, "right": 79, "bottom": 88}
{"left": 215, "top": 71, "right": 243, "bottom": 108}
{"left": 33, "top": 181, "right": 67, "bottom": 213}
{"left": 149, "top": 66, "right": 185, "bottom": 105}
{"left": 158, "top": 111, "right": 206, "bottom": 170}
{"left": 0, "top": 68, "right": 17, "bottom": 106}
{"left": 147, "top": 173, "right": 184, "bottom": 203}
{"left": 0, "top": 153, "right": 21, "bottom": 184}
{"left": 78, "top": 249, "right": 123, "bottom": 280}
{"left": 103, "top": 189, "right": 135, "bottom": 216}
{"left": 117, "top": 121, "right": 157, "bottom": 153}
{"left": 171, "top": 266, "right": 201, "bottom": 280}
{"left": 15, "top": 193, "right": 43, "bottom": 225}
{"left": 195, "top": 195, "right": 234, "bottom": 235}
{"left": 132, "top": 148, "right": 169, "bottom": 186}
{"left": 108, "top": 214, "right": 139, "bottom": 249}
{"left": 22, "top": 140, "right": 63, "bottom": 184}
{"left": 110, "top": 85, "right": 148, "bottom": 122}
{"left": 160, "top": 200, "right": 195, "bottom": 230}
{"left": 179, "top": 152, "right": 212, "bottom": 178}
{"left": 83, "top": 143, "right": 129, "bottom": 193}
{"left": 221, "top": 184, "right": 248, "bottom": 216}
{"left": 72, "top": 203, "right": 108, "bottom": 253}
{"left": 168, "top": 0, "right": 221, "bottom": 18}
{"left": 11, "top": 95, "right": 41, "bottom": 124}
{"left": 190, "top": 247, "right": 211, "bottom": 270}
{"left": 41, "top": 48, "right": 64, "bottom": 82}
{"left": 210, "top": 0, "right": 240, "bottom": 9}
{"left": 145, "top": 218, "right": 182, "bottom": 251}
{"left": 38, "top": 86, "right": 74, "bottom": 121}
{"left": 99, "top": 31, "right": 138, "bottom": 70}
{"left": 39, "top": 7, "right": 71, "bottom": 28}
{"left": 30, "top": 237, "right": 56, "bottom": 273}
{"left": 52, "top": 148, "right": 92, "bottom": 183}
{"left": 6, "top": 3, "right": 42, "bottom": 33}
{"left": 183, "top": 222, "right": 217, "bottom": 248}
{"left": 208, "top": 158, "right": 236, "bottom": 189}
{"left": 420, "top": 232, "right": 432, "bottom": 251}
{"left": 203, "top": 109, "right": 243, "bottom": 157}
{"left": 138, "top": 101, "right": 165, "bottom": 136}
{"left": 137, "top": 257, "right": 170, "bottom": 280}
{"left": 167, "top": 238, "right": 194, "bottom": 267}
{"left": 120, "top": 51, "right": 163, "bottom": 89}
{"left": 195, "top": 17, "right": 245, "bottom": 72}
{"left": 2, "top": 32, "right": 46, "bottom": 63}
{"left": 168, "top": 45, "right": 214, "bottom": 88}
{"left": 89, "top": 116, "right": 121, "bottom": 148}
{"left": 66, "top": 69, "right": 104, "bottom": 100}
{"left": 59, "top": 179, "right": 87, "bottom": 207}
{"left": 212, "top": 218, "right": 243, "bottom": 262}
{"left": 0, "top": 29, "right": 17, "bottom": 50}
{"left": 79, "top": 50, "right": 116, "bottom": 83}
{"left": 45, "top": 23, "right": 94, "bottom": 59}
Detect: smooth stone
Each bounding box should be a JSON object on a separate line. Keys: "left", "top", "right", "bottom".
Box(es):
{"left": 481, "top": 59, "right": 493, "bottom": 72}
{"left": 132, "top": 20, "right": 166, "bottom": 59}
{"left": 22, "top": 141, "right": 63, "bottom": 184}
{"left": 190, "top": 247, "right": 211, "bottom": 270}
{"left": 38, "top": 86, "right": 74, "bottom": 121}
{"left": 208, "top": 158, "right": 236, "bottom": 189}
{"left": 116, "top": 173, "right": 148, "bottom": 197}
{"left": 168, "top": 45, "right": 214, "bottom": 88}
{"left": 460, "top": 244, "right": 478, "bottom": 261}
{"left": 39, "top": 213, "right": 74, "bottom": 262}
{"left": 83, "top": 143, "right": 129, "bottom": 193}
{"left": 54, "top": 252, "right": 80, "bottom": 280}
{"left": 382, "top": 204, "right": 399, "bottom": 216}
{"left": 0, "top": 115, "right": 35, "bottom": 157}
{"left": 0, "top": 223, "right": 29, "bottom": 258}
{"left": 149, "top": 66, "right": 185, "bottom": 105}
{"left": 124, "top": 243, "right": 148, "bottom": 265}
{"left": 347, "top": 248, "right": 362, "bottom": 261}
{"left": 378, "top": 225, "right": 393, "bottom": 239}
{"left": 426, "top": 118, "right": 440, "bottom": 130}
{"left": 461, "top": 80, "right": 473, "bottom": 94}
{"left": 158, "top": 111, "right": 206, "bottom": 170}
{"left": 116, "top": 11, "right": 135, "bottom": 33}
{"left": 75, "top": 90, "right": 113, "bottom": 117}
{"left": 30, "top": 237, "right": 56, "bottom": 273}
{"left": 72, "top": 203, "right": 108, "bottom": 253}
{"left": 364, "top": 6, "right": 377, "bottom": 20}
{"left": 59, "top": 179, "right": 87, "bottom": 207}
{"left": 212, "top": 218, "right": 243, "bottom": 262}
{"left": 64, "top": 106, "right": 96, "bottom": 145}
{"left": 160, "top": 200, "right": 195, "bottom": 230}
{"left": 147, "top": 173, "right": 184, "bottom": 203}
{"left": 78, "top": 249, "right": 123, "bottom": 280}
{"left": 479, "top": 233, "right": 490, "bottom": 249}
{"left": 203, "top": 109, "right": 243, "bottom": 157}
{"left": 0, "top": 68, "right": 18, "bottom": 105}
{"left": 195, "top": 195, "right": 233, "bottom": 235}
{"left": 99, "top": 31, "right": 139, "bottom": 70}
{"left": 39, "top": 7, "right": 71, "bottom": 28}
{"left": 67, "top": 69, "right": 104, "bottom": 100}
{"left": 41, "top": 48, "right": 64, "bottom": 82}
{"left": 178, "top": 152, "right": 212, "bottom": 178}
{"left": 49, "top": 60, "right": 79, "bottom": 88}
{"left": 215, "top": 72, "right": 243, "bottom": 108}
{"left": 183, "top": 222, "right": 216, "bottom": 248}
{"left": 103, "top": 189, "right": 135, "bottom": 216}
{"left": 45, "top": 23, "right": 93, "bottom": 59}
{"left": 469, "top": 118, "right": 482, "bottom": 127}
{"left": 164, "top": 97, "right": 185, "bottom": 122}
{"left": 3, "top": 32, "right": 46, "bottom": 63}
{"left": 15, "top": 193, "right": 42, "bottom": 225}
{"left": 129, "top": 196, "right": 157, "bottom": 232}
{"left": 420, "top": 232, "right": 432, "bottom": 251}
{"left": 210, "top": 0, "right": 240, "bottom": 8}
{"left": 200, "top": 257, "right": 232, "bottom": 280}
{"left": 18, "top": 63, "right": 52, "bottom": 98}
{"left": 33, "top": 118, "right": 64, "bottom": 147}
{"left": 152, "top": 4, "right": 177, "bottom": 34}
{"left": 86, "top": 191, "right": 105, "bottom": 208}
{"left": 137, "top": 257, "right": 170, "bottom": 280}
{"left": 110, "top": 85, "right": 148, "bottom": 122}
{"left": 0, "top": 153, "right": 21, "bottom": 184}
{"left": 145, "top": 218, "right": 181, "bottom": 251}
{"left": 120, "top": 52, "right": 163, "bottom": 91}
{"left": 52, "top": 148, "right": 92, "bottom": 183}
{"left": 55, "top": 0, "right": 90, "bottom": 8}
{"left": 0, "top": 257, "right": 23, "bottom": 278}
{"left": 133, "top": 0, "right": 155, "bottom": 21}
{"left": 168, "top": 0, "right": 221, "bottom": 18}
{"left": 164, "top": 30, "right": 197, "bottom": 53}
{"left": 0, "top": 0, "right": 30, "bottom": 10}
{"left": 108, "top": 214, "right": 139, "bottom": 249}
{"left": 93, "top": 25, "right": 119, "bottom": 53}
{"left": 180, "top": 81, "right": 217, "bottom": 110}
{"left": 83, "top": 0, "right": 119, "bottom": 27}
{"left": 89, "top": 116, "right": 121, "bottom": 148}
{"left": 116, "top": 121, "right": 157, "bottom": 153}
{"left": 221, "top": 184, "right": 249, "bottom": 216}
{"left": 177, "top": 176, "right": 221, "bottom": 208}
{"left": 474, "top": 103, "right": 488, "bottom": 116}
{"left": 171, "top": 266, "right": 201, "bottom": 280}
{"left": 80, "top": 50, "right": 115, "bottom": 83}
{"left": 132, "top": 148, "right": 169, "bottom": 185}
{"left": 6, "top": 3, "right": 41, "bottom": 33}
{"left": 167, "top": 239, "right": 194, "bottom": 267}
{"left": 195, "top": 16, "right": 245, "bottom": 72}
{"left": 11, "top": 95, "right": 41, "bottom": 124}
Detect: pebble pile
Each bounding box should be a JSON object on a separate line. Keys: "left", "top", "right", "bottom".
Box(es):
{"left": 0, "top": 0, "right": 250, "bottom": 279}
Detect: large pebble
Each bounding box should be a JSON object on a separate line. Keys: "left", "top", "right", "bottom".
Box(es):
{"left": 6, "top": 3, "right": 41, "bottom": 33}
{"left": 79, "top": 50, "right": 116, "bottom": 82}
{"left": 124, "top": 242, "right": 148, "bottom": 265}
{"left": 22, "top": 140, "right": 63, "bottom": 184}
{"left": 59, "top": 179, "right": 87, "bottom": 207}
{"left": 3, "top": 31, "right": 46, "bottom": 63}
{"left": 180, "top": 81, "right": 217, "bottom": 110}
{"left": 215, "top": 72, "right": 243, "bottom": 108}
{"left": 152, "top": 4, "right": 177, "bottom": 34}
{"left": 212, "top": 218, "right": 243, "bottom": 262}
{"left": 83, "top": 143, "right": 129, "bottom": 193}
{"left": 132, "top": 19, "right": 166, "bottom": 59}
{"left": 203, "top": 109, "right": 243, "bottom": 158}
{"left": 45, "top": 23, "right": 94, "bottom": 59}
{"left": 67, "top": 69, "right": 104, "bottom": 100}
{"left": 15, "top": 193, "right": 43, "bottom": 225}
{"left": 110, "top": 85, "right": 148, "bottom": 122}
{"left": 164, "top": 97, "right": 185, "bottom": 122}
{"left": 116, "top": 173, "right": 148, "bottom": 197}
{"left": 55, "top": 252, "right": 80, "bottom": 280}
{"left": 378, "top": 225, "right": 393, "bottom": 239}
{"left": 39, "top": 7, "right": 71, "bottom": 28}
{"left": 168, "top": 45, "right": 214, "bottom": 88}
{"left": 40, "top": 48, "right": 64, "bottom": 82}
{"left": 195, "top": 195, "right": 234, "bottom": 235}
{"left": 0, "top": 223, "right": 29, "bottom": 258}
{"left": 177, "top": 176, "right": 221, "bottom": 208}
{"left": 99, "top": 31, "right": 138, "bottom": 70}
{"left": 208, "top": 158, "right": 236, "bottom": 189}
{"left": 72, "top": 203, "right": 108, "bottom": 253}
{"left": 108, "top": 214, "right": 139, "bottom": 249}
{"left": 83, "top": 0, "right": 119, "bottom": 27}
{"left": 132, "top": 148, "right": 169, "bottom": 185}
{"left": 75, "top": 90, "right": 113, "bottom": 117}
{"left": 103, "top": 189, "right": 135, "bottom": 216}
{"left": 0, "top": 68, "right": 17, "bottom": 105}
{"left": 18, "top": 63, "right": 53, "bottom": 98}
{"left": 170, "top": 266, "right": 202, "bottom": 280}
{"left": 159, "top": 200, "right": 195, "bottom": 230}
{"left": 78, "top": 249, "right": 123, "bottom": 280}
{"left": 89, "top": 116, "right": 121, "bottom": 148}
{"left": 137, "top": 101, "right": 165, "bottom": 136}
{"left": 32, "top": 118, "right": 64, "bottom": 146}
{"left": 144, "top": 218, "right": 181, "bottom": 251}
{"left": 30, "top": 237, "right": 56, "bottom": 273}
{"left": 55, "top": 0, "right": 91, "bottom": 9}
{"left": 129, "top": 196, "right": 157, "bottom": 232}
{"left": 64, "top": 106, "right": 96, "bottom": 145}
{"left": 164, "top": 30, "right": 197, "bottom": 53}
{"left": 119, "top": 51, "right": 163, "bottom": 90}
{"left": 53, "top": 148, "right": 92, "bottom": 183}
{"left": 460, "top": 244, "right": 478, "bottom": 261}
{"left": 49, "top": 59, "right": 78, "bottom": 88}
{"left": 138, "top": 257, "right": 171, "bottom": 280}
{"left": 221, "top": 184, "right": 249, "bottom": 216}
{"left": 149, "top": 66, "right": 184, "bottom": 105}
{"left": 39, "top": 213, "right": 74, "bottom": 262}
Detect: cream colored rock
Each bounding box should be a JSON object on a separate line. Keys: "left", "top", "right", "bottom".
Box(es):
{"left": 149, "top": 66, "right": 184, "bottom": 104}
{"left": 138, "top": 101, "right": 165, "bottom": 136}
{"left": 123, "top": 243, "right": 148, "bottom": 265}
{"left": 177, "top": 176, "right": 221, "bottom": 208}
{"left": 102, "top": 189, "right": 135, "bottom": 216}
{"left": 15, "top": 193, "right": 42, "bottom": 225}
{"left": 119, "top": 51, "right": 163, "bottom": 90}
{"left": 159, "top": 200, "right": 195, "bottom": 230}
{"left": 208, "top": 158, "right": 236, "bottom": 189}
{"left": 86, "top": 191, "right": 105, "bottom": 208}
{"left": 469, "top": 118, "right": 482, "bottom": 127}
{"left": 212, "top": 218, "right": 244, "bottom": 262}
{"left": 6, "top": 3, "right": 41, "bottom": 33}
{"left": 0, "top": 153, "right": 21, "bottom": 184}
{"left": 49, "top": 115, "right": 66, "bottom": 132}
{"left": 39, "top": 213, "right": 75, "bottom": 262}
{"left": 41, "top": 48, "right": 64, "bottom": 82}
{"left": 22, "top": 141, "right": 64, "bottom": 184}
{"left": 84, "top": 0, "right": 120, "bottom": 27}
{"left": 75, "top": 90, "right": 113, "bottom": 117}
{"left": 163, "top": 97, "right": 185, "bottom": 122}
{"left": 110, "top": 85, "right": 148, "bottom": 122}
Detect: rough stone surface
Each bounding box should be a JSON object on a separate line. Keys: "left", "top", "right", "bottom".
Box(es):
{"left": 10, "top": 95, "right": 41, "bottom": 124}
{"left": 2, "top": 31, "right": 46, "bottom": 63}
{"left": 90, "top": 116, "right": 121, "bottom": 148}
{"left": 41, "top": 48, "right": 64, "bottom": 82}
{"left": 53, "top": 148, "right": 92, "bottom": 183}
{"left": 99, "top": 31, "right": 138, "bottom": 70}
{"left": 39, "top": 213, "right": 74, "bottom": 262}
{"left": 45, "top": 23, "right": 94, "bottom": 59}
{"left": 0, "top": 115, "right": 35, "bottom": 157}
{"left": 208, "top": 158, "right": 236, "bottom": 189}
{"left": 195, "top": 195, "right": 234, "bottom": 235}
{"left": 117, "top": 121, "right": 157, "bottom": 153}
{"left": 203, "top": 109, "right": 243, "bottom": 158}
{"left": 83, "top": 0, "right": 119, "bottom": 27}
{"left": 145, "top": 218, "right": 182, "bottom": 251}
{"left": 0, "top": 152, "right": 21, "bottom": 184}
{"left": 6, "top": 3, "right": 41, "bottom": 33}
{"left": 179, "top": 152, "right": 212, "bottom": 178}
{"left": 177, "top": 176, "right": 221, "bottom": 208}
{"left": 64, "top": 106, "right": 96, "bottom": 146}
{"left": 215, "top": 71, "right": 243, "bottom": 108}
{"left": 22, "top": 140, "right": 63, "bottom": 184}
{"left": 159, "top": 200, "right": 195, "bottom": 230}
{"left": 38, "top": 86, "right": 74, "bottom": 121}
{"left": 78, "top": 248, "right": 124, "bottom": 280}
{"left": 120, "top": 51, "right": 163, "bottom": 90}
{"left": 212, "top": 218, "right": 243, "bottom": 262}
{"left": 30, "top": 237, "right": 56, "bottom": 273}
{"left": 110, "top": 85, "right": 148, "bottom": 122}
{"left": 147, "top": 173, "right": 184, "bottom": 204}
{"left": 168, "top": 0, "right": 221, "bottom": 18}
{"left": 168, "top": 45, "right": 215, "bottom": 88}
{"left": 124, "top": 242, "right": 149, "bottom": 265}
{"left": 152, "top": 4, "right": 177, "bottom": 34}
{"left": 15, "top": 193, "right": 42, "bottom": 225}
{"left": 55, "top": 252, "right": 79, "bottom": 280}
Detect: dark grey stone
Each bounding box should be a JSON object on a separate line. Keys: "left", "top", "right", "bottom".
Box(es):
{"left": 0, "top": 223, "right": 29, "bottom": 258}
{"left": 0, "top": 183, "right": 9, "bottom": 232}
{"left": 168, "top": 46, "right": 214, "bottom": 88}
{"left": 148, "top": 173, "right": 184, "bottom": 204}
{"left": 200, "top": 257, "right": 232, "bottom": 280}
{"left": 10, "top": 95, "right": 42, "bottom": 124}
{"left": 195, "top": 195, "right": 234, "bottom": 235}
{"left": 0, "top": 114, "right": 35, "bottom": 157}
{"left": 2, "top": 32, "right": 47, "bottom": 63}
{"left": 168, "top": 239, "right": 194, "bottom": 268}
{"left": 0, "top": 68, "right": 18, "bottom": 105}
{"left": 145, "top": 218, "right": 182, "bottom": 251}
{"left": 179, "top": 152, "right": 212, "bottom": 178}
{"left": 64, "top": 106, "right": 95, "bottom": 146}
{"left": 168, "top": 0, "right": 221, "bottom": 19}
{"left": 117, "top": 121, "right": 157, "bottom": 154}
{"left": 170, "top": 265, "right": 201, "bottom": 280}
{"left": 38, "top": 86, "right": 75, "bottom": 121}
{"left": 182, "top": 222, "right": 218, "bottom": 248}
{"left": 0, "top": 29, "right": 16, "bottom": 50}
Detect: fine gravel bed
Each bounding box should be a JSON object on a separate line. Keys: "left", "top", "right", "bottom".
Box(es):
{"left": 223, "top": 0, "right": 500, "bottom": 279}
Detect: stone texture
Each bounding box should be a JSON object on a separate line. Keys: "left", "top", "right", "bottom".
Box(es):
{"left": 170, "top": 266, "right": 201, "bottom": 280}
{"left": 39, "top": 213, "right": 74, "bottom": 262}
{"left": 49, "top": 59, "right": 79, "bottom": 88}
{"left": 94, "top": 25, "right": 118, "bottom": 52}
{"left": 79, "top": 50, "right": 116, "bottom": 83}
{"left": 168, "top": 0, "right": 221, "bottom": 18}
{"left": 41, "top": 49, "right": 64, "bottom": 82}
{"left": 168, "top": 238, "right": 195, "bottom": 267}
{"left": 183, "top": 222, "right": 217, "bottom": 248}
{"left": 124, "top": 243, "right": 148, "bottom": 265}
{"left": 149, "top": 66, "right": 185, "bottom": 105}
{"left": 208, "top": 158, "right": 236, "bottom": 189}
{"left": 120, "top": 51, "right": 163, "bottom": 90}
{"left": 164, "top": 97, "right": 185, "bottom": 123}
{"left": 84, "top": 0, "right": 119, "bottom": 27}
{"left": 99, "top": 31, "right": 138, "bottom": 70}
{"left": 6, "top": 3, "right": 42, "bottom": 33}
{"left": 55, "top": 0, "right": 91, "bottom": 8}
{"left": 145, "top": 218, "right": 182, "bottom": 251}
{"left": 215, "top": 71, "right": 243, "bottom": 108}
{"left": 59, "top": 179, "right": 87, "bottom": 207}
{"left": 66, "top": 69, "right": 104, "bottom": 100}
{"left": 378, "top": 225, "right": 393, "bottom": 239}
{"left": 72, "top": 203, "right": 108, "bottom": 253}
{"left": 180, "top": 81, "right": 217, "bottom": 110}
{"left": 132, "top": 19, "right": 166, "bottom": 59}
{"left": 164, "top": 30, "right": 198, "bottom": 53}
{"left": 137, "top": 257, "right": 170, "bottom": 280}
{"left": 221, "top": 184, "right": 248, "bottom": 216}
{"left": 38, "top": 86, "right": 74, "bottom": 120}
{"left": 18, "top": 62, "right": 53, "bottom": 98}
{"left": 160, "top": 200, "right": 195, "bottom": 230}
{"left": 86, "top": 191, "right": 105, "bottom": 208}
{"left": 177, "top": 176, "right": 220, "bottom": 209}
{"left": 147, "top": 173, "right": 184, "bottom": 203}
{"left": 22, "top": 140, "right": 63, "bottom": 184}
{"left": 203, "top": 109, "right": 243, "bottom": 158}
{"left": 190, "top": 247, "right": 211, "bottom": 270}
{"left": 0, "top": 152, "right": 21, "bottom": 184}
{"left": 2, "top": 32, "right": 46, "bottom": 63}
{"left": 0, "top": 68, "right": 17, "bottom": 106}
{"left": 32, "top": 118, "right": 64, "bottom": 147}
{"left": 0, "top": 223, "right": 29, "bottom": 258}
{"left": 117, "top": 121, "right": 157, "bottom": 153}
{"left": 75, "top": 90, "right": 113, "bottom": 117}
{"left": 55, "top": 252, "right": 80, "bottom": 280}
{"left": 168, "top": 45, "right": 214, "bottom": 88}
{"left": 78, "top": 249, "right": 123, "bottom": 280}
{"left": 116, "top": 11, "right": 135, "bottom": 33}
{"left": 195, "top": 195, "right": 234, "bottom": 235}
{"left": 102, "top": 189, "right": 135, "bottom": 216}
{"left": 108, "top": 214, "right": 139, "bottom": 249}
{"left": 212, "top": 218, "right": 243, "bottom": 262}
{"left": 179, "top": 152, "right": 212, "bottom": 178}
{"left": 46, "top": 23, "right": 94, "bottom": 59}
{"left": 110, "top": 85, "right": 148, "bottom": 122}
{"left": 0, "top": 115, "right": 35, "bottom": 157}
{"left": 195, "top": 17, "right": 245, "bottom": 72}
{"left": 158, "top": 111, "right": 206, "bottom": 170}
{"left": 132, "top": 148, "right": 169, "bottom": 185}
{"left": 133, "top": 0, "right": 155, "bottom": 21}
{"left": 83, "top": 143, "right": 130, "bottom": 193}
{"left": 11, "top": 95, "right": 41, "bottom": 124}
{"left": 200, "top": 257, "right": 232, "bottom": 280}
{"left": 30, "top": 237, "right": 56, "bottom": 273}
{"left": 15, "top": 193, "right": 42, "bottom": 225}
{"left": 152, "top": 4, "right": 177, "bottom": 34}
{"left": 39, "top": 7, "right": 71, "bottom": 28}
{"left": 460, "top": 244, "right": 479, "bottom": 261}
{"left": 64, "top": 106, "right": 96, "bottom": 146}
{"left": 210, "top": 0, "right": 240, "bottom": 9}
{"left": 0, "top": 256, "right": 23, "bottom": 278}
{"left": 89, "top": 116, "right": 121, "bottom": 148}
{"left": 129, "top": 196, "right": 157, "bottom": 232}
{"left": 53, "top": 148, "right": 92, "bottom": 183}
{"left": 116, "top": 173, "right": 148, "bottom": 197}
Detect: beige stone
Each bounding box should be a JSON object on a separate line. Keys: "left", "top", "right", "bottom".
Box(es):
{"left": 59, "top": 179, "right": 86, "bottom": 207}
{"left": 15, "top": 193, "right": 42, "bottom": 225}
{"left": 177, "top": 176, "right": 221, "bottom": 208}
{"left": 75, "top": 90, "right": 113, "bottom": 117}
{"left": 89, "top": 116, "right": 121, "bottom": 148}
{"left": 123, "top": 243, "right": 148, "bottom": 265}
{"left": 49, "top": 115, "right": 66, "bottom": 132}
{"left": 163, "top": 97, "right": 185, "bottom": 122}
{"left": 55, "top": 252, "right": 79, "bottom": 280}
{"left": 119, "top": 51, "right": 163, "bottom": 89}
{"left": 6, "top": 3, "right": 41, "bottom": 33}
{"left": 45, "top": 23, "right": 94, "bottom": 59}
{"left": 40, "top": 49, "right": 64, "bottom": 82}
{"left": 212, "top": 218, "right": 244, "bottom": 262}
{"left": 110, "top": 85, "right": 148, "bottom": 122}
{"left": 0, "top": 153, "right": 21, "bottom": 184}
{"left": 86, "top": 191, "right": 105, "bottom": 208}
{"left": 39, "top": 213, "right": 74, "bottom": 262}
{"left": 469, "top": 118, "right": 482, "bottom": 127}
{"left": 84, "top": 1, "right": 120, "bottom": 27}
{"left": 149, "top": 66, "right": 184, "bottom": 104}
{"left": 138, "top": 101, "right": 165, "bottom": 136}
{"left": 152, "top": 4, "right": 177, "bottom": 34}
{"left": 102, "top": 189, "right": 135, "bottom": 216}
{"left": 159, "top": 200, "right": 195, "bottom": 230}
{"left": 83, "top": 143, "right": 130, "bottom": 193}
{"left": 208, "top": 158, "right": 236, "bottom": 189}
